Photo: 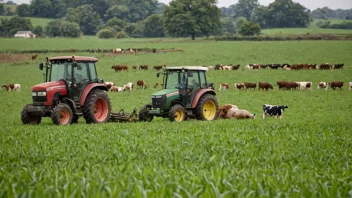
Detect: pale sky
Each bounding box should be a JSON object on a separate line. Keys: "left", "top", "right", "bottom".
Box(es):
{"left": 9, "top": 0, "right": 352, "bottom": 10}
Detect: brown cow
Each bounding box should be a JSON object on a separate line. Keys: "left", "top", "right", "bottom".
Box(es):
{"left": 218, "top": 104, "right": 255, "bottom": 119}
{"left": 244, "top": 82, "right": 256, "bottom": 90}
{"left": 153, "top": 65, "right": 163, "bottom": 71}
{"left": 2, "top": 84, "right": 21, "bottom": 92}
{"left": 234, "top": 83, "right": 245, "bottom": 90}
{"left": 277, "top": 81, "right": 288, "bottom": 90}
{"left": 219, "top": 83, "right": 230, "bottom": 91}
{"left": 31, "top": 54, "right": 38, "bottom": 60}
{"left": 232, "top": 64, "right": 240, "bottom": 70}
{"left": 317, "top": 82, "right": 329, "bottom": 91}
{"left": 215, "top": 64, "right": 223, "bottom": 70}
{"left": 153, "top": 82, "right": 159, "bottom": 88}
{"left": 329, "top": 81, "right": 344, "bottom": 90}
{"left": 132, "top": 65, "right": 137, "bottom": 71}
{"left": 319, "top": 63, "right": 331, "bottom": 70}
{"left": 111, "top": 65, "right": 121, "bottom": 72}
{"left": 139, "top": 65, "right": 148, "bottom": 70}
{"left": 332, "top": 64, "right": 344, "bottom": 70}
{"left": 137, "top": 80, "right": 147, "bottom": 89}
{"left": 285, "top": 82, "right": 299, "bottom": 90}
{"left": 104, "top": 82, "right": 115, "bottom": 90}
{"left": 258, "top": 82, "right": 274, "bottom": 91}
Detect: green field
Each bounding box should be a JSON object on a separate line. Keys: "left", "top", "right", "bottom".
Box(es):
{"left": 309, "top": 18, "right": 351, "bottom": 28}
{"left": 0, "top": 16, "right": 53, "bottom": 27}
{"left": 1, "top": 38, "right": 352, "bottom": 197}
{"left": 261, "top": 27, "right": 352, "bottom": 35}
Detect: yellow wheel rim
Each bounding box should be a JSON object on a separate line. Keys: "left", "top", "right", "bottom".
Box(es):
{"left": 174, "top": 109, "right": 184, "bottom": 122}
{"left": 203, "top": 100, "right": 216, "bottom": 120}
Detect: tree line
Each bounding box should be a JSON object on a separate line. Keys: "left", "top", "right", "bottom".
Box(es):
{"left": 0, "top": 0, "right": 351, "bottom": 40}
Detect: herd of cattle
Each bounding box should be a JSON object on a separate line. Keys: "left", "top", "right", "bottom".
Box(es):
{"left": 111, "top": 64, "right": 164, "bottom": 72}
{"left": 219, "top": 81, "right": 351, "bottom": 91}
{"left": 206, "top": 63, "right": 346, "bottom": 70}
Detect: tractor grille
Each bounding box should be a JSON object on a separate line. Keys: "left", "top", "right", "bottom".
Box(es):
{"left": 32, "top": 96, "right": 47, "bottom": 103}
{"left": 152, "top": 95, "right": 166, "bottom": 108}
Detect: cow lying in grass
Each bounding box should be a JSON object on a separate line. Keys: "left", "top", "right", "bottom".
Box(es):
{"left": 219, "top": 104, "right": 256, "bottom": 120}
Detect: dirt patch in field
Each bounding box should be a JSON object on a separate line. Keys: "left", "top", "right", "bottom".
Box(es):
{"left": 0, "top": 54, "right": 34, "bottom": 63}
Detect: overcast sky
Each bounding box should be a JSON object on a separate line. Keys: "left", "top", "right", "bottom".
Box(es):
{"left": 9, "top": 0, "right": 352, "bottom": 10}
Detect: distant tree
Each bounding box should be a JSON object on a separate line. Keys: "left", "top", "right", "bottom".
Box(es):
{"left": 153, "top": 3, "right": 165, "bottom": 14}
{"left": 97, "top": 28, "right": 116, "bottom": 38}
{"left": 239, "top": 21, "right": 261, "bottom": 36}
{"left": 0, "top": 3, "right": 4, "bottom": 15}
{"left": 30, "top": 0, "right": 52, "bottom": 17}
{"left": 65, "top": 4, "right": 102, "bottom": 35}
{"left": 32, "top": 25, "right": 44, "bottom": 37}
{"left": 233, "top": 0, "right": 259, "bottom": 20}
{"left": 6, "top": 1, "right": 15, "bottom": 4}
{"left": 143, "top": 14, "right": 164, "bottom": 37}
{"left": 45, "top": 20, "right": 81, "bottom": 37}
{"left": 124, "top": 0, "right": 158, "bottom": 22}
{"left": 265, "top": 0, "right": 310, "bottom": 28}
{"left": 131, "top": 21, "right": 144, "bottom": 38}
{"left": 164, "top": 0, "right": 221, "bottom": 40}
{"left": 124, "top": 23, "right": 136, "bottom": 36}
{"left": 221, "top": 18, "right": 236, "bottom": 35}
{"left": 16, "top": 4, "right": 30, "bottom": 17}
{"left": 116, "top": 31, "right": 128, "bottom": 38}
{"left": 104, "top": 5, "right": 129, "bottom": 21}
{"left": 106, "top": 17, "right": 126, "bottom": 31}
{"left": 252, "top": 5, "right": 269, "bottom": 28}
{"left": 235, "top": 17, "right": 247, "bottom": 30}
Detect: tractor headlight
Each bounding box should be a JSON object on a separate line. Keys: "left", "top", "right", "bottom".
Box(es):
{"left": 32, "top": 92, "right": 37, "bottom": 96}
{"left": 37, "top": 92, "right": 47, "bottom": 96}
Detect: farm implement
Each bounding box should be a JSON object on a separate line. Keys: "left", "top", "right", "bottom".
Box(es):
{"left": 21, "top": 56, "right": 218, "bottom": 125}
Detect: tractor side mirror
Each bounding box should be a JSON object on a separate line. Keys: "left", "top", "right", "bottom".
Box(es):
{"left": 187, "top": 71, "right": 193, "bottom": 77}
{"left": 72, "top": 61, "right": 78, "bottom": 67}
{"left": 39, "top": 62, "right": 44, "bottom": 70}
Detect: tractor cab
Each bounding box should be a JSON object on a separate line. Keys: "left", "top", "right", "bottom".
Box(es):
{"left": 40, "top": 56, "right": 101, "bottom": 102}
{"left": 139, "top": 66, "right": 218, "bottom": 122}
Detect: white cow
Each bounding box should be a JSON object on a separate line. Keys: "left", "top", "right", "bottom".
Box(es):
{"left": 349, "top": 82, "right": 352, "bottom": 91}
{"left": 2, "top": 84, "right": 20, "bottom": 92}
{"left": 113, "top": 48, "right": 123, "bottom": 54}
{"left": 219, "top": 104, "right": 255, "bottom": 119}
{"left": 317, "top": 82, "right": 329, "bottom": 91}
{"left": 123, "top": 82, "right": 134, "bottom": 91}
{"left": 110, "top": 86, "right": 125, "bottom": 92}
{"left": 245, "top": 65, "right": 253, "bottom": 70}
{"left": 222, "top": 65, "right": 233, "bottom": 70}
{"left": 296, "top": 82, "right": 313, "bottom": 90}
{"left": 104, "top": 82, "right": 115, "bottom": 90}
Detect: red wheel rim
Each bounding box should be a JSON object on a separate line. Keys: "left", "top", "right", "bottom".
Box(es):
{"left": 59, "top": 109, "right": 70, "bottom": 124}
{"left": 94, "top": 98, "right": 108, "bottom": 122}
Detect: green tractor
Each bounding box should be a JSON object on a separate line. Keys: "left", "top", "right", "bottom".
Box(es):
{"left": 139, "top": 66, "right": 219, "bottom": 122}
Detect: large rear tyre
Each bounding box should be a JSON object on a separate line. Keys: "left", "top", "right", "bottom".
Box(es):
{"left": 21, "top": 105, "right": 41, "bottom": 125}
{"left": 139, "top": 104, "right": 154, "bottom": 122}
{"left": 83, "top": 89, "right": 111, "bottom": 124}
{"left": 51, "top": 103, "right": 73, "bottom": 125}
{"left": 195, "top": 94, "right": 219, "bottom": 121}
{"left": 169, "top": 104, "right": 186, "bottom": 122}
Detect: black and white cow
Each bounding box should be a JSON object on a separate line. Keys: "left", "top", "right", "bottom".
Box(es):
{"left": 263, "top": 104, "right": 288, "bottom": 119}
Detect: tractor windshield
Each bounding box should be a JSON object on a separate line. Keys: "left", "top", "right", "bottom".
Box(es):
{"left": 165, "top": 70, "right": 183, "bottom": 89}
{"left": 49, "top": 62, "right": 72, "bottom": 82}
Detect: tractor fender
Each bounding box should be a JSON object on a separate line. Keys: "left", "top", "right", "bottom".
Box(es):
{"left": 80, "top": 83, "right": 108, "bottom": 106}
{"left": 191, "top": 89, "right": 216, "bottom": 108}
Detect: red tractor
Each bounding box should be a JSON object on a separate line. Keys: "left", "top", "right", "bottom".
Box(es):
{"left": 21, "top": 56, "right": 111, "bottom": 125}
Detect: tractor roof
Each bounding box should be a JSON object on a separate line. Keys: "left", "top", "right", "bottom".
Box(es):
{"left": 49, "top": 56, "right": 98, "bottom": 62}
{"left": 166, "top": 66, "right": 208, "bottom": 71}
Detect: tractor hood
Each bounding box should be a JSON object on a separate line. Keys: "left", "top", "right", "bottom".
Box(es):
{"left": 152, "top": 88, "right": 179, "bottom": 97}
{"left": 32, "top": 81, "right": 66, "bottom": 92}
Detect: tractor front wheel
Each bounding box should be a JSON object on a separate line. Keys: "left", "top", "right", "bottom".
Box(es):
{"left": 21, "top": 105, "right": 41, "bottom": 125}
{"left": 169, "top": 104, "right": 186, "bottom": 122}
{"left": 139, "top": 104, "right": 154, "bottom": 122}
{"left": 83, "top": 89, "right": 111, "bottom": 124}
{"left": 195, "top": 94, "right": 219, "bottom": 121}
{"left": 51, "top": 103, "right": 73, "bottom": 125}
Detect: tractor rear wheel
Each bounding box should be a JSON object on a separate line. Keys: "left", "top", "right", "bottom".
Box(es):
{"left": 195, "top": 94, "right": 219, "bottom": 121}
{"left": 83, "top": 89, "right": 111, "bottom": 124}
{"left": 21, "top": 105, "right": 41, "bottom": 125}
{"left": 169, "top": 104, "right": 186, "bottom": 122}
{"left": 51, "top": 103, "right": 73, "bottom": 125}
{"left": 139, "top": 104, "right": 154, "bottom": 122}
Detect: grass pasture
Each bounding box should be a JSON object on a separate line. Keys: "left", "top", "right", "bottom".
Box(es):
{"left": 0, "top": 16, "right": 53, "bottom": 27}
{"left": 0, "top": 38, "right": 352, "bottom": 197}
